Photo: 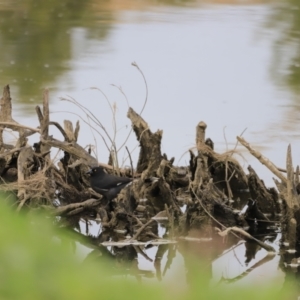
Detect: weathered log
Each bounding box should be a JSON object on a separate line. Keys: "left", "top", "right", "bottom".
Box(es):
{"left": 127, "top": 107, "right": 163, "bottom": 174}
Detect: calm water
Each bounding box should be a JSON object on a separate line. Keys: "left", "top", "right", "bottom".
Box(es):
{"left": 0, "top": 1, "right": 300, "bottom": 187}
{"left": 1, "top": 0, "right": 300, "bottom": 288}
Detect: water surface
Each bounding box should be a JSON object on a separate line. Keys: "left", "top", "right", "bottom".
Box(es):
{"left": 0, "top": 0, "right": 300, "bottom": 288}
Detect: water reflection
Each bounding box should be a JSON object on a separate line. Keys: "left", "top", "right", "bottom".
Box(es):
{"left": 0, "top": 0, "right": 201, "bottom": 107}
{"left": 267, "top": 0, "right": 300, "bottom": 93}
{"left": 76, "top": 220, "right": 283, "bottom": 289}
{"left": 0, "top": 0, "right": 113, "bottom": 104}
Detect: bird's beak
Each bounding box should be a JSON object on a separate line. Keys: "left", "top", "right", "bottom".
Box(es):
{"left": 86, "top": 169, "right": 92, "bottom": 175}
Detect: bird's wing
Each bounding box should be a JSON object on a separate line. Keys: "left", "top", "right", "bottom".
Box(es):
{"left": 92, "top": 186, "right": 109, "bottom": 194}
{"left": 101, "top": 175, "right": 132, "bottom": 189}
{"left": 116, "top": 181, "right": 128, "bottom": 186}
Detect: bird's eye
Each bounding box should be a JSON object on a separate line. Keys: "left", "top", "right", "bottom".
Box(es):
{"left": 93, "top": 169, "right": 96, "bottom": 172}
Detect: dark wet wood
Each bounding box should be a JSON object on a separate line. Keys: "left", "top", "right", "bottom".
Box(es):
{"left": 127, "top": 107, "right": 163, "bottom": 174}
{"left": 247, "top": 165, "right": 277, "bottom": 215}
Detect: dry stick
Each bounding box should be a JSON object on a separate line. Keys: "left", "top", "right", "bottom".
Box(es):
{"left": 131, "top": 219, "right": 155, "bottom": 240}
{"left": 40, "top": 89, "right": 51, "bottom": 161}
{"left": 85, "top": 116, "right": 99, "bottom": 162}
{"left": 125, "top": 146, "right": 134, "bottom": 177}
{"left": 295, "top": 165, "right": 300, "bottom": 186}
{"left": 74, "top": 120, "right": 80, "bottom": 142}
{"left": 35, "top": 105, "right": 43, "bottom": 125}
{"left": 41, "top": 89, "right": 49, "bottom": 138}
{"left": 49, "top": 121, "right": 69, "bottom": 141}
{"left": 63, "top": 120, "right": 76, "bottom": 142}
{"left": 225, "top": 160, "right": 233, "bottom": 199}
{"left": 227, "top": 169, "right": 236, "bottom": 186}
{"left": 285, "top": 144, "right": 299, "bottom": 209}
{"left": 214, "top": 240, "right": 245, "bottom": 261}
{"left": 84, "top": 90, "right": 119, "bottom": 170}
{"left": 111, "top": 84, "right": 130, "bottom": 108}
{"left": 223, "top": 254, "right": 275, "bottom": 284}
{"left": 165, "top": 204, "right": 174, "bottom": 238}
{"left": 88, "top": 89, "right": 115, "bottom": 124}
{"left": 16, "top": 146, "right": 34, "bottom": 211}
{"left": 116, "top": 63, "right": 149, "bottom": 153}
{"left": 138, "top": 128, "right": 150, "bottom": 142}
{"left": 216, "top": 227, "right": 275, "bottom": 252}
{"left": 278, "top": 167, "right": 299, "bottom": 174}
{"left": 0, "top": 86, "right": 36, "bottom": 138}
{"left": 127, "top": 213, "right": 144, "bottom": 227}
{"left": 237, "top": 136, "right": 287, "bottom": 184}
{"left": 132, "top": 61, "right": 148, "bottom": 116}
{"left": 223, "top": 126, "right": 229, "bottom": 152}
{"left": 223, "top": 128, "right": 247, "bottom": 199}
{"left": 0, "top": 122, "right": 40, "bottom": 133}
{"left": 133, "top": 245, "right": 153, "bottom": 262}
{"left": 53, "top": 199, "right": 100, "bottom": 216}
{"left": 63, "top": 97, "right": 113, "bottom": 145}
{"left": 52, "top": 110, "right": 111, "bottom": 152}
{"left": 286, "top": 144, "right": 294, "bottom": 208}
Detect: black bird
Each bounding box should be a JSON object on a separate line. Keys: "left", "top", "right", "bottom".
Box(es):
{"left": 87, "top": 166, "right": 132, "bottom": 201}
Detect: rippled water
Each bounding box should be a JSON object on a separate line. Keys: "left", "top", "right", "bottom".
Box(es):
{"left": 0, "top": 0, "right": 300, "bottom": 289}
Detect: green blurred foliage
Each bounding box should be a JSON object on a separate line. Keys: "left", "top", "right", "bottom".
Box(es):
{"left": 0, "top": 200, "right": 297, "bottom": 299}
{"left": 0, "top": 0, "right": 113, "bottom": 104}
{"left": 267, "top": 0, "right": 300, "bottom": 94}
{"left": 0, "top": 202, "right": 165, "bottom": 299}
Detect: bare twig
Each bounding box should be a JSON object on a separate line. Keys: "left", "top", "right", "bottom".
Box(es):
{"left": 132, "top": 219, "right": 155, "bottom": 240}
{"left": 52, "top": 110, "right": 110, "bottom": 152}
{"left": 49, "top": 121, "right": 69, "bottom": 141}
{"left": 60, "top": 97, "right": 114, "bottom": 147}
{"left": 132, "top": 61, "right": 148, "bottom": 116}
{"left": 53, "top": 199, "right": 100, "bottom": 216}
{"left": 216, "top": 226, "right": 275, "bottom": 252}
{"left": 125, "top": 146, "right": 134, "bottom": 177}
{"left": 0, "top": 122, "right": 39, "bottom": 133}
{"left": 237, "top": 136, "right": 287, "bottom": 183}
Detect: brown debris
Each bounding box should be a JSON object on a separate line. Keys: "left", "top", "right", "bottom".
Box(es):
{"left": 0, "top": 85, "right": 293, "bottom": 252}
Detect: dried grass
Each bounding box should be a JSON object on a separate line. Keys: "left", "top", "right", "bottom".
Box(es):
{"left": 1, "top": 168, "right": 55, "bottom": 207}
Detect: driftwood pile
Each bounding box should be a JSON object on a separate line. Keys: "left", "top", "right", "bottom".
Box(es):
{"left": 0, "top": 84, "right": 300, "bottom": 265}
